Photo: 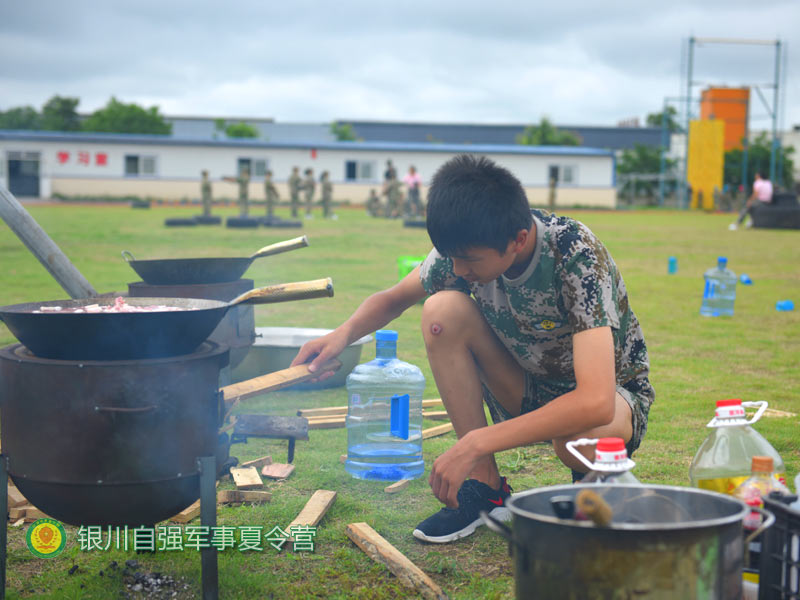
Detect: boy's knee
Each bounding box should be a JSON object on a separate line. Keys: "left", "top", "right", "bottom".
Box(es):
{"left": 421, "top": 291, "right": 477, "bottom": 342}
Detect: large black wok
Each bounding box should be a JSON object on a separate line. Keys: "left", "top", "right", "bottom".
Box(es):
{"left": 122, "top": 235, "right": 309, "bottom": 285}
{"left": 0, "top": 278, "right": 333, "bottom": 360}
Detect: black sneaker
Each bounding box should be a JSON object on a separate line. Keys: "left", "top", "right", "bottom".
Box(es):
{"left": 412, "top": 478, "right": 512, "bottom": 543}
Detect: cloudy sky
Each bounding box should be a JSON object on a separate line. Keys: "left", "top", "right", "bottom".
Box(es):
{"left": 1, "top": 1, "right": 799, "bottom": 130}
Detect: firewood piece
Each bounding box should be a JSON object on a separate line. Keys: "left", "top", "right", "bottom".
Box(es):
{"left": 231, "top": 466, "right": 264, "bottom": 490}
{"left": 422, "top": 410, "right": 449, "bottom": 421}
{"left": 239, "top": 455, "right": 272, "bottom": 470}
{"left": 346, "top": 522, "right": 448, "bottom": 600}
{"left": 422, "top": 422, "right": 454, "bottom": 440}
{"left": 170, "top": 499, "right": 201, "bottom": 524}
{"left": 217, "top": 490, "right": 272, "bottom": 505}
{"left": 287, "top": 490, "right": 337, "bottom": 531}
{"left": 298, "top": 406, "right": 348, "bottom": 418}
{"left": 9, "top": 506, "right": 28, "bottom": 520}
{"left": 8, "top": 486, "right": 27, "bottom": 508}
{"left": 384, "top": 480, "right": 409, "bottom": 494}
{"left": 23, "top": 508, "right": 50, "bottom": 522}
{"left": 297, "top": 398, "right": 444, "bottom": 418}
{"left": 307, "top": 416, "right": 346, "bottom": 429}
{"left": 261, "top": 463, "right": 295, "bottom": 479}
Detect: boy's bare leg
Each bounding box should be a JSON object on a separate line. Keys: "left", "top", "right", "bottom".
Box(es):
{"left": 552, "top": 393, "right": 633, "bottom": 472}
{"left": 421, "top": 291, "right": 525, "bottom": 489}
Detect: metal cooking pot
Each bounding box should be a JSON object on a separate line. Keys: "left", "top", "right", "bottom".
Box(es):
{"left": 122, "top": 235, "right": 309, "bottom": 285}
{"left": 482, "top": 484, "right": 774, "bottom": 600}
{"left": 0, "top": 278, "right": 333, "bottom": 360}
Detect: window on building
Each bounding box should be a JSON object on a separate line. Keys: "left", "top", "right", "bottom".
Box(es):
{"left": 237, "top": 157, "right": 268, "bottom": 177}
{"left": 124, "top": 154, "right": 157, "bottom": 177}
{"left": 345, "top": 160, "right": 376, "bottom": 182}
{"left": 547, "top": 164, "right": 578, "bottom": 185}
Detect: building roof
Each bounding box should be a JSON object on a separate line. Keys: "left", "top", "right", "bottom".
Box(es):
{"left": 165, "top": 116, "right": 336, "bottom": 143}
{"left": 0, "top": 130, "right": 614, "bottom": 157}
{"left": 341, "top": 120, "right": 663, "bottom": 151}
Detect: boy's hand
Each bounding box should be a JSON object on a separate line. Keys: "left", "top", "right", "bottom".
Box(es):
{"left": 429, "top": 433, "right": 481, "bottom": 508}
{"left": 290, "top": 330, "right": 349, "bottom": 382}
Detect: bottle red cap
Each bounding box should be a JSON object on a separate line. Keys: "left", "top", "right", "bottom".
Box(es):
{"left": 716, "top": 399, "right": 742, "bottom": 407}
{"left": 596, "top": 438, "right": 626, "bottom": 452}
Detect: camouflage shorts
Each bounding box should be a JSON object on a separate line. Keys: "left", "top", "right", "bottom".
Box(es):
{"left": 481, "top": 372, "right": 651, "bottom": 456}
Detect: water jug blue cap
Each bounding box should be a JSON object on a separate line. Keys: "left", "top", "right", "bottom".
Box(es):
{"left": 375, "top": 330, "right": 398, "bottom": 342}
{"left": 717, "top": 256, "right": 728, "bottom": 266}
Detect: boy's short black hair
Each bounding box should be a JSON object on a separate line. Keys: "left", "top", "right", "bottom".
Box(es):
{"left": 426, "top": 154, "right": 533, "bottom": 255}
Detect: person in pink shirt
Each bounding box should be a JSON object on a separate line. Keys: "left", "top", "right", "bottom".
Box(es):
{"left": 403, "top": 165, "right": 424, "bottom": 218}
{"left": 730, "top": 171, "right": 773, "bottom": 230}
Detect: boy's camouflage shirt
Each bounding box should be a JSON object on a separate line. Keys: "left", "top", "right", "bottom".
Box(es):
{"left": 419, "top": 210, "right": 654, "bottom": 404}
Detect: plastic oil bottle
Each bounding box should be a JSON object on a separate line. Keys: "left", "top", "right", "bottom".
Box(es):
{"left": 345, "top": 330, "right": 425, "bottom": 481}
{"left": 700, "top": 256, "right": 737, "bottom": 317}
{"left": 689, "top": 399, "right": 786, "bottom": 494}
{"left": 566, "top": 437, "right": 641, "bottom": 484}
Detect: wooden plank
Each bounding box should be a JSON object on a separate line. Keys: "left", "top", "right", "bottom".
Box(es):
{"left": 307, "top": 416, "right": 346, "bottom": 430}
{"left": 384, "top": 480, "right": 409, "bottom": 494}
{"left": 23, "top": 508, "right": 51, "bottom": 523}
{"left": 422, "top": 423, "right": 454, "bottom": 440}
{"left": 764, "top": 408, "right": 797, "bottom": 418}
{"left": 422, "top": 410, "right": 450, "bottom": 421}
{"left": 9, "top": 506, "right": 28, "bottom": 520}
{"left": 287, "top": 490, "right": 337, "bottom": 531}
{"left": 217, "top": 490, "right": 272, "bottom": 505}
{"left": 230, "top": 466, "right": 263, "bottom": 490}
{"left": 297, "top": 398, "right": 443, "bottom": 418}
{"left": 11, "top": 518, "right": 25, "bottom": 528}
{"left": 233, "top": 415, "right": 309, "bottom": 440}
{"left": 170, "top": 499, "right": 201, "bottom": 524}
{"left": 261, "top": 463, "right": 295, "bottom": 480}
{"left": 346, "top": 522, "right": 448, "bottom": 600}
{"left": 8, "top": 486, "right": 27, "bottom": 508}
{"left": 221, "top": 359, "right": 342, "bottom": 419}
{"left": 239, "top": 455, "right": 272, "bottom": 470}
{"left": 298, "top": 406, "right": 348, "bottom": 418}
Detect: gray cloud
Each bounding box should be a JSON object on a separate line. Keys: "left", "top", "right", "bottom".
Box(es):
{"left": 1, "top": 0, "right": 798, "bottom": 128}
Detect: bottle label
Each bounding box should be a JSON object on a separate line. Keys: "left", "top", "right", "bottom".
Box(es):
{"left": 697, "top": 476, "right": 749, "bottom": 495}
{"left": 703, "top": 280, "right": 717, "bottom": 299}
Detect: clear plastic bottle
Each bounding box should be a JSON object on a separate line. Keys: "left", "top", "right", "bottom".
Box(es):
{"left": 566, "top": 437, "right": 641, "bottom": 484}
{"left": 700, "top": 256, "right": 737, "bottom": 317}
{"left": 689, "top": 399, "right": 786, "bottom": 494}
{"left": 345, "top": 330, "right": 425, "bottom": 481}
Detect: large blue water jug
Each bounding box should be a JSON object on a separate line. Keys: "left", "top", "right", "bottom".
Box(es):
{"left": 700, "top": 256, "right": 737, "bottom": 317}
{"left": 345, "top": 330, "right": 426, "bottom": 481}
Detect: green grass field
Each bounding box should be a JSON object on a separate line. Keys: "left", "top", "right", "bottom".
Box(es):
{"left": 0, "top": 202, "right": 798, "bottom": 599}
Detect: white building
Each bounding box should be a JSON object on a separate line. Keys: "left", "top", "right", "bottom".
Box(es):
{"left": 0, "top": 130, "right": 617, "bottom": 208}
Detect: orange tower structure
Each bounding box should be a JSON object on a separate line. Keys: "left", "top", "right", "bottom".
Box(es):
{"left": 700, "top": 87, "right": 750, "bottom": 151}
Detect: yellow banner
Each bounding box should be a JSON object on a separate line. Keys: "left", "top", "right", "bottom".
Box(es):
{"left": 687, "top": 120, "right": 725, "bottom": 210}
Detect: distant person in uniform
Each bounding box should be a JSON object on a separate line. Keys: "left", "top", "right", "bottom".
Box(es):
{"left": 200, "top": 170, "right": 213, "bottom": 217}
{"left": 384, "top": 159, "right": 397, "bottom": 182}
{"left": 264, "top": 170, "right": 279, "bottom": 221}
{"left": 288, "top": 167, "right": 302, "bottom": 218}
{"left": 548, "top": 177, "right": 557, "bottom": 211}
{"left": 366, "top": 189, "right": 382, "bottom": 217}
{"left": 403, "top": 165, "right": 423, "bottom": 218}
{"left": 302, "top": 168, "right": 316, "bottom": 219}
{"left": 384, "top": 172, "right": 403, "bottom": 218}
{"left": 320, "top": 171, "right": 336, "bottom": 219}
{"left": 223, "top": 167, "right": 251, "bottom": 217}
{"left": 730, "top": 171, "right": 773, "bottom": 230}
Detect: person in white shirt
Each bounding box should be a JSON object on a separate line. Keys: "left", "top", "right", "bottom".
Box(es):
{"left": 730, "top": 172, "right": 773, "bottom": 230}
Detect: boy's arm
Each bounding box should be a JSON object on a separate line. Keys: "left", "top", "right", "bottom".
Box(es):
{"left": 290, "top": 265, "right": 427, "bottom": 378}
{"left": 429, "top": 326, "right": 617, "bottom": 507}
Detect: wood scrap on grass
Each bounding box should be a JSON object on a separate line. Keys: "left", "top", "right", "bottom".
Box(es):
{"left": 346, "top": 522, "right": 448, "bottom": 600}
